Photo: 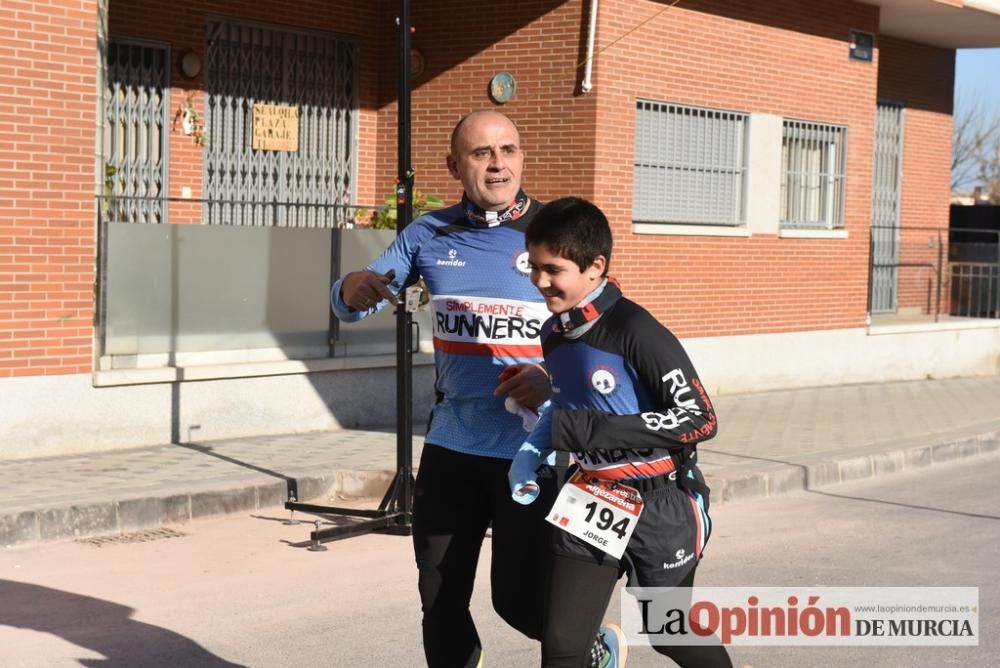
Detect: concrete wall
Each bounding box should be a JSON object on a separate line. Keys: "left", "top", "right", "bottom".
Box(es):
{"left": 3, "top": 327, "right": 997, "bottom": 460}
{"left": 0, "top": 361, "right": 438, "bottom": 460}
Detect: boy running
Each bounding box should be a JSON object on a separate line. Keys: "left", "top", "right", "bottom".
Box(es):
{"left": 508, "top": 197, "right": 734, "bottom": 668}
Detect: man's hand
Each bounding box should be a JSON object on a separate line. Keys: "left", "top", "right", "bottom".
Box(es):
{"left": 340, "top": 270, "right": 398, "bottom": 311}
{"left": 494, "top": 363, "right": 551, "bottom": 410}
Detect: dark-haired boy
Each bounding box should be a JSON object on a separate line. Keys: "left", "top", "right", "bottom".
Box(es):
{"left": 509, "top": 197, "right": 734, "bottom": 668}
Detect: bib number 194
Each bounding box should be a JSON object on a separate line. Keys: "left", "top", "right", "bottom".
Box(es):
{"left": 547, "top": 470, "right": 643, "bottom": 559}
{"left": 584, "top": 501, "right": 632, "bottom": 540}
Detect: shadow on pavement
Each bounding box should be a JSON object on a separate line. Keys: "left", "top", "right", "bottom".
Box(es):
{"left": 0, "top": 579, "right": 245, "bottom": 667}
{"left": 175, "top": 441, "right": 299, "bottom": 501}
{"left": 701, "top": 448, "right": 1000, "bottom": 521}
{"left": 803, "top": 489, "right": 1000, "bottom": 521}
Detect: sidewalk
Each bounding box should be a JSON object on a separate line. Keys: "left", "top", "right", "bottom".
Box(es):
{"left": 2, "top": 376, "right": 999, "bottom": 547}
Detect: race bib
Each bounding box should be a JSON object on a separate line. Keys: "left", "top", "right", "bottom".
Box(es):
{"left": 546, "top": 470, "right": 643, "bottom": 559}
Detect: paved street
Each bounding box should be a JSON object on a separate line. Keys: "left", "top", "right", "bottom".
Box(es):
{"left": 1, "top": 453, "right": 998, "bottom": 667}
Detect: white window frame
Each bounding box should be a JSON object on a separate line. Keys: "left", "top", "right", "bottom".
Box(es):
{"left": 780, "top": 119, "right": 847, "bottom": 230}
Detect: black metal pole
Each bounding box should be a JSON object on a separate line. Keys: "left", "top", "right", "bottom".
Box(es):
{"left": 866, "top": 227, "right": 874, "bottom": 325}
{"left": 282, "top": 0, "right": 416, "bottom": 543}
{"left": 935, "top": 228, "right": 943, "bottom": 322}
{"left": 393, "top": 0, "right": 415, "bottom": 528}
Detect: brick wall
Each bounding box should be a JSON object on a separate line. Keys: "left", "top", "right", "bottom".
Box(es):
{"left": 376, "top": 0, "right": 599, "bottom": 210}
{"left": 877, "top": 36, "right": 955, "bottom": 315}
{"left": 589, "top": 0, "right": 882, "bottom": 337}
{"left": 0, "top": 0, "right": 99, "bottom": 377}
{"left": 3, "top": 0, "right": 961, "bottom": 379}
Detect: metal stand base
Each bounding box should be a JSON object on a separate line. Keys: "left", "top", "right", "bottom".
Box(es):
{"left": 284, "top": 470, "right": 415, "bottom": 546}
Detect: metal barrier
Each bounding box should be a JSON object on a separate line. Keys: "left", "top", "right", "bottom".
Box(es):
{"left": 869, "top": 225, "right": 1000, "bottom": 322}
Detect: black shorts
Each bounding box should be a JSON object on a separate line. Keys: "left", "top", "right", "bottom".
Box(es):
{"left": 550, "top": 467, "right": 712, "bottom": 588}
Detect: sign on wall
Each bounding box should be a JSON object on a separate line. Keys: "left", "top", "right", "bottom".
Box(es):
{"left": 252, "top": 103, "right": 300, "bottom": 152}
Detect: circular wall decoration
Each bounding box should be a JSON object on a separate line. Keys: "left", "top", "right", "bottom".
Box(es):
{"left": 410, "top": 48, "right": 425, "bottom": 79}
{"left": 179, "top": 51, "right": 202, "bottom": 79}
{"left": 488, "top": 71, "right": 516, "bottom": 104}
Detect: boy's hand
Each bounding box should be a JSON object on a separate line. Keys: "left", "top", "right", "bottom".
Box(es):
{"left": 494, "top": 363, "right": 551, "bottom": 410}
{"left": 511, "top": 482, "right": 540, "bottom": 505}
{"left": 341, "top": 270, "right": 398, "bottom": 310}
{"left": 508, "top": 442, "right": 548, "bottom": 505}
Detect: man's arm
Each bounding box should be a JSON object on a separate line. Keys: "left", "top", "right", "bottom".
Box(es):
{"left": 333, "top": 270, "right": 398, "bottom": 317}
{"left": 550, "top": 311, "right": 717, "bottom": 453}
{"left": 331, "top": 225, "right": 421, "bottom": 322}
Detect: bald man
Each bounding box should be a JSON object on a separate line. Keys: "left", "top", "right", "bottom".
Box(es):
{"left": 333, "top": 112, "right": 620, "bottom": 668}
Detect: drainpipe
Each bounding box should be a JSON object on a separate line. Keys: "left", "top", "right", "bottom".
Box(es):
{"left": 581, "top": 0, "right": 599, "bottom": 93}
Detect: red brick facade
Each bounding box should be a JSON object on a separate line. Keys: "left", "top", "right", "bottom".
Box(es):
{"left": 0, "top": 0, "right": 98, "bottom": 377}
{"left": 0, "top": 0, "right": 960, "bottom": 377}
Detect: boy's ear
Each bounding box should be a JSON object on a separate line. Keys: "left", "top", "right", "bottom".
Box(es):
{"left": 589, "top": 255, "right": 607, "bottom": 280}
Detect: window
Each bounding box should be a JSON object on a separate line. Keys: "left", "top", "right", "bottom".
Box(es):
{"left": 633, "top": 100, "right": 748, "bottom": 226}
{"left": 780, "top": 119, "right": 846, "bottom": 229}
{"left": 203, "top": 19, "right": 359, "bottom": 227}
{"left": 104, "top": 38, "right": 170, "bottom": 224}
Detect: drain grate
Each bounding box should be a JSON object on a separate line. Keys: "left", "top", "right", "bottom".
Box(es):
{"left": 75, "top": 527, "right": 188, "bottom": 547}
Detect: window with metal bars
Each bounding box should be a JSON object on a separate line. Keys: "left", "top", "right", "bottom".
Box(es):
{"left": 780, "top": 119, "right": 847, "bottom": 229}
{"left": 203, "top": 19, "right": 359, "bottom": 228}
{"left": 103, "top": 38, "right": 170, "bottom": 224}
{"left": 633, "top": 100, "right": 748, "bottom": 226}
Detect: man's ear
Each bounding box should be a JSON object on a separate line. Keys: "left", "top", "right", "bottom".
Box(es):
{"left": 446, "top": 155, "right": 459, "bottom": 180}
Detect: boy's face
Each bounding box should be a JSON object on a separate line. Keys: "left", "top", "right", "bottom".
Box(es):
{"left": 527, "top": 242, "right": 606, "bottom": 314}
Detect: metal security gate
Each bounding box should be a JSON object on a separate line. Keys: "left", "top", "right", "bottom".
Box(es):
{"left": 871, "top": 102, "right": 904, "bottom": 313}
{"left": 203, "top": 18, "right": 358, "bottom": 227}
{"left": 103, "top": 38, "right": 169, "bottom": 224}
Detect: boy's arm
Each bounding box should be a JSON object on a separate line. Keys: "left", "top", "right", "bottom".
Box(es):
{"left": 508, "top": 403, "right": 555, "bottom": 504}
{"left": 331, "top": 225, "right": 421, "bottom": 322}
{"left": 550, "top": 312, "right": 717, "bottom": 453}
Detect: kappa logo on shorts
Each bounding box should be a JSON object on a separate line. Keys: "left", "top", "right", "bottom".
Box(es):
{"left": 590, "top": 367, "right": 618, "bottom": 395}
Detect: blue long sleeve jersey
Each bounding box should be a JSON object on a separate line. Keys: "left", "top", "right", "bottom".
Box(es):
{"left": 331, "top": 201, "right": 549, "bottom": 460}
{"left": 524, "top": 293, "right": 718, "bottom": 482}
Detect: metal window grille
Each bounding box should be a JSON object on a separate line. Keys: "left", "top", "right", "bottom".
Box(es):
{"left": 871, "top": 103, "right": 904, "bottom": 313}
{"left": 633, "top": 100, "right": 747, "bottom": 226}
{"left": 780, "top": 119, "right": 847, "bottom": 229}
{"left": 203, "top": 19, "right": 359, "bottom": 227}
{"left": 103, "top": 38, "right": 170, "bottom": 224}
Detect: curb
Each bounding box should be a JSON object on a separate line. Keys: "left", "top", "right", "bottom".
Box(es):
{"left": 710, "top": 429, "right": 1000, "bottom": 504}
{"left": 3, "top": 431, "right": 998, "bottom": 549}
{"left": 1, "top": 469, "right": 394, "bottom": 549}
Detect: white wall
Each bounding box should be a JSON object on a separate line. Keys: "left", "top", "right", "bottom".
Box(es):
{"left": 2, "top": 322, "right": 998, "bottom": 460}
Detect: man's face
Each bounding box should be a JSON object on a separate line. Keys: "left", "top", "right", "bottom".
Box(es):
{"left": 527, "top": 242, "right": 605, "bottom": 315}
{"left": 447, "top": 112, "right": 524, "bottom": 211}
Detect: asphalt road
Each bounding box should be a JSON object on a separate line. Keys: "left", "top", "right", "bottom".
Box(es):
{"left": 1, "top": 453, "right": 997, "bottom": 667}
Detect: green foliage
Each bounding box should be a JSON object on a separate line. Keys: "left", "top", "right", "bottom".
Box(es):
{"left": 355, "top": 190, "right": 445, "bottom": 230}
{"left": 101, "top": 163, "right": 117, "bottom": 221}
